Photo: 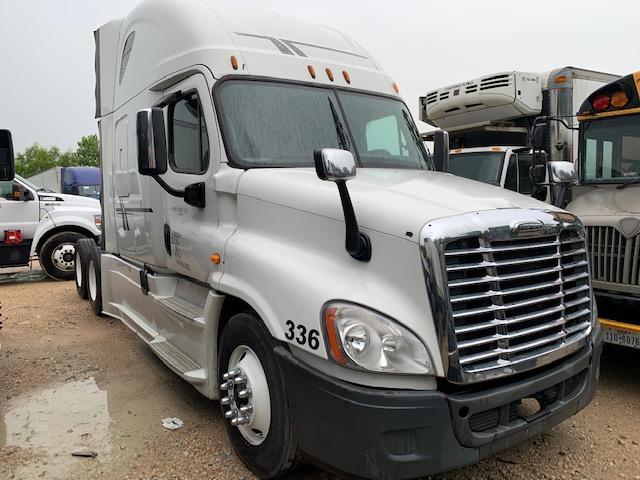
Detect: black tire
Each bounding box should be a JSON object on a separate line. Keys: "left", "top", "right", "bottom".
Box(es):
{"left": 218, "top": 312, "right": 298, "bottom": 479}
{"left": 87, "top": 246, "right": 103, "bottom": 316}
{"left": 74, "top": 238, "right": 94, "bottom": 299}
{"left": 39, "top": 231, "right": 85, "bottom": 280}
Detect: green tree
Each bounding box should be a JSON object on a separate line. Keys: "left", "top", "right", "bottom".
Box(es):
{"left": 14, "top": 134, "right": 100, "bottom": 177}
{"left": 76, "top": 134, "right": 100, "bottom": 167}
{"left": 14, "top": 144, "right": 77, "bottom": 177}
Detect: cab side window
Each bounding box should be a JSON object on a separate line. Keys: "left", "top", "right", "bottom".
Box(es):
{"left": 169, "top": 92, "right": 209, "bottom": 174}
{"left": 0, "top": 180, "right": 13, "bottom": 199}
{"left": 504, "top": 155, "right": 518, "bottom": 192}
{"left": 517, "top": 153, "right": 533, "bottom": 195}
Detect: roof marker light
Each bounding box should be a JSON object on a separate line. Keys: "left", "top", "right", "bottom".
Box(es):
{"left": 326, "top": 68, "right": 334, "bottom": 82}
{"left": 230, "top": 55, "right": 238, "bottom": 70}
{"left": 392, "top": 82, "right": 400, "bottom": 94}
{"left": 554, "top": 75, "right": 568, "bottom": 84}
{"left": 342, "top": 70, "right": 351, "bottom": 84}
{"left": 307, "top": 65, "right": 316, "bottom": 79}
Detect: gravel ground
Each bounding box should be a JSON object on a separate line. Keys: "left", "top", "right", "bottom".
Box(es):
{"left": 1, "top": 271, "right": 639, "bottom": 480}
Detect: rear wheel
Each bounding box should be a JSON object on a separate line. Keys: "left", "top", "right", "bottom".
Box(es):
{"left": 39, "top": 231, "right": 84, "bottom": 280}
{"left": 87, "top": 246, "right": 103, "bottom": 316}
{"left": 74, "top": 238, "right": 94, "bottom": 299}
{"left": 218, "top": 312, "right": 298, "bottom": 479}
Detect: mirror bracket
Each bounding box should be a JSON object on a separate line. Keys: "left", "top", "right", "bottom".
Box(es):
{"left": 314, "top": 148, "right": 371, "bottom": 262}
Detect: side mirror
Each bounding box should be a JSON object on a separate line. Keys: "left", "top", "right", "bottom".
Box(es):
{"left": 532, "top": 123, "right": 548, "bottom": 151}
{"left": 548, "top": 161, "right": 578, "bottom": 184}
{"left": 136, "top": 108, "right": 167, "bottom": 176}
{"left": 0, "top": 129, "right": 15, "bottom": 182}
{"left": 314, "top": 148, "right": 356, "bottom": 182}
{"left": 313, "top": 147, "right": 371, "bottom": 262}
{"left": 432, "top": 130, "right": 449, "bottom": 172}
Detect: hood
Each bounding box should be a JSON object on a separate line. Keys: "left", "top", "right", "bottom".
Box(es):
{"left": 567, "top": 185, "right": 640, "bottom": 217}
{"left": 238, "top": 168, "right": 559, "bottom": 241}
{"left": 38, "top": 192, "right": 100, "bottom": 209}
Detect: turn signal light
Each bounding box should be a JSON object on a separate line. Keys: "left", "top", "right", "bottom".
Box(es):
{"left": 592, "top": 94, "right": 610, "bottom": 112}
{"left": 611, "top": 91, "right": 629, "bottom": 108}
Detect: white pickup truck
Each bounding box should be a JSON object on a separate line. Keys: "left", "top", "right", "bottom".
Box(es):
{"left": 0, "top": 130, "right": 101, "bottom": 279}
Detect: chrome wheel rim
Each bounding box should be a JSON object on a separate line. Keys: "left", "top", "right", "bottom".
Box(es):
{"left": 220, "top": 345, "right": 271, "bottom": 445}
{"left": 75, "top": 250, "right": 83, "bottom": 287}
{"left": 88, "top": 260, "right": 97, "bottom": 302}
{"left": 51, "top": 243, "right": 76, "bottom": 272}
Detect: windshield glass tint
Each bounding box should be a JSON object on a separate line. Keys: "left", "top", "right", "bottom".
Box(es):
{"left": 448, "top": 152, "right": 504, "bottom": 185}
{"left": 216, "top": 80, "right": 428, "bottom": 169}
{"left": 582, "top": 115, "right": 640, "bottom": 183}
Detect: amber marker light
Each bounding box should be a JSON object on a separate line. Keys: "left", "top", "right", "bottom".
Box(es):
{"left": 230, "top": 55, "right": 238, "bottom": 70}
{"left": 342, "top": 70, "right": 351, "bottom": 84}
{"left": 307, "top": 65, "right": 316, "bottom": 79}
{"left": 326, "top": 68, "right": 334, "bottom": 81}
{"left": 490, "top": 146, "right": 503, "bottom": 151}
{"left": 611, "top": 91, "right": 629, "bottom": 108}
{"left": 211, "top": 253, "right": 221, "bottom": 264}
{"left": 554, "top": 75, "right": 568, "bottom": 84}
{"left": 392, "top": 81, "right": 400, "bottom": 94}
{"left": 324, "top": 307, "right": 347, "bottom": 364}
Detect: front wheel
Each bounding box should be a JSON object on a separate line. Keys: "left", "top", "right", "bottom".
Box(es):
{"left": 39, "top": 232, "right": 85, "bottom": 280}
{"left": 218, "top": 312, "right": 298, "bottom": 479}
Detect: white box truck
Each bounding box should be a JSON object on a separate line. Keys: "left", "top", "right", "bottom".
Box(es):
{"left": 420, "top": 68, "right": 619, "bottom": 200}
{"left": 0, "top": 131, "right": 101, "bottom": 279}
{"left": 49, "top": 1, "right": 603, "bottom": 478}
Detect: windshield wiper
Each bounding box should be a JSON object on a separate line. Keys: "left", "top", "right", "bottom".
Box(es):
{"left": 328, "top": 97, "right": 349, "bottom": 151}
{"left": 402, "top": 109, "right": 428, "bottom": 168}
{"left": 617, "top": 177, "right": 640, "bottom": 189}
{"left": 37, "top": 188, "right": 54, "bottom": 193}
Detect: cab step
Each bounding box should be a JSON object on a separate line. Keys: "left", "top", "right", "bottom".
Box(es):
{"left": 156, "top": 295, "right": 205, "bottom": 325}
{"left": 149, "top": 337, "right": 205, "bottom": 384}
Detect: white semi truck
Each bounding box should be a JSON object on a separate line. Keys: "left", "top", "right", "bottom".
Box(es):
{"left": 420, "top": 67, "right": 619, "bottom": 201}
{"left": 0, "top": 130, "right": 101, "bottom": 279}
{"left": 29, "top": 1, "right": 603, "bottom": 477}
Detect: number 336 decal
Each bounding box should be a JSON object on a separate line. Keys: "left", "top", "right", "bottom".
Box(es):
{"left": 284, "top": 320, "right": 320, "bottom": 350}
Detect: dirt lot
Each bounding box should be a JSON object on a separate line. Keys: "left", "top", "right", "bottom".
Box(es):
{"left": 1, "top": 270, "right": 640, "bottom": 480}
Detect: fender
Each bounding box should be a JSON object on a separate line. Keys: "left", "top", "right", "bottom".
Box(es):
{"left": 31, "top": 205, "right": 102, "bottom": 256}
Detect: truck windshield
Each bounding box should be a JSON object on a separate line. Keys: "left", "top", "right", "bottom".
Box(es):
{"left": 216, "top": 80, "right": 429, "bottom": 169}
{"left": 78, "top": 185, "right": 101, "bottom": 199}
{"left": 581, "top": 114, "right": 640, "bottom": 184}
{"left": 448, "top": 152, "right": 504, "bottom": 185}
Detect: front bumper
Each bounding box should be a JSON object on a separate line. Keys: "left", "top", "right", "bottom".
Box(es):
{"left": 275, "top": 330, "right": 602, "bottom": 480}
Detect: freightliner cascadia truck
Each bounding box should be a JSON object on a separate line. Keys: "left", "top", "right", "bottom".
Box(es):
{"left": 29, "top": 1, "right": 603, "bottom": 477}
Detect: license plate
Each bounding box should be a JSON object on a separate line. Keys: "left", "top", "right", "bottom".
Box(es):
{"left": 603, "top": 326, "right": 640, "bottom": 349}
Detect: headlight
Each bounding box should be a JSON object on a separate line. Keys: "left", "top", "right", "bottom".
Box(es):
{"left": 94, "top": 215, "right": 102, "bottom": 228}
{"left": 322, "top": 302, "right": 433, "bottom": 375}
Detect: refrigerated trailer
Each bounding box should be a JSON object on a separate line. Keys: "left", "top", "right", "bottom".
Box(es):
{"left": 420, "top": 68, "right": 619, "bottom": 198}
{"left": 58, "top": 1, "right": 603, "bottom": 478}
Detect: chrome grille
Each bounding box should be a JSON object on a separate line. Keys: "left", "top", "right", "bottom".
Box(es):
{"left": 444, "top": 230, "right": 591, "bottom": 374}
{"left": 586, "top": 226, "right": 640, "bottom": 286}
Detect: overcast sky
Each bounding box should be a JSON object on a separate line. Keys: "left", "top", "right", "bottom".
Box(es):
{"left": 0, "top": 0, "right": 637, "bottom": 153}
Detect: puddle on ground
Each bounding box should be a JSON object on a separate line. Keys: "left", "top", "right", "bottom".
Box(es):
{"left": 1, "top": 377, "right": 112, "bottom": 479}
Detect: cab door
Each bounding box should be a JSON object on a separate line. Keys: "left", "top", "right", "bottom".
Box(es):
{"left": 157, "top": 74, "right": 219, "bottom": 282}
{"left": 0, "top": 178, "right": 40, "bottom": 265}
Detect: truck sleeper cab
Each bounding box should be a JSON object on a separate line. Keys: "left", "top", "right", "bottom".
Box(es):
{"left": 86, "top": 1, "right": 602, "bottom": 478}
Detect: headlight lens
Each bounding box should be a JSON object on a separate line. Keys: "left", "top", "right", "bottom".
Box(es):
{"left": 94, "top": 215, "right": 102, "bottom": 228}
{"left": 322, "top": 302, "right": 433, "bottom": 375}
